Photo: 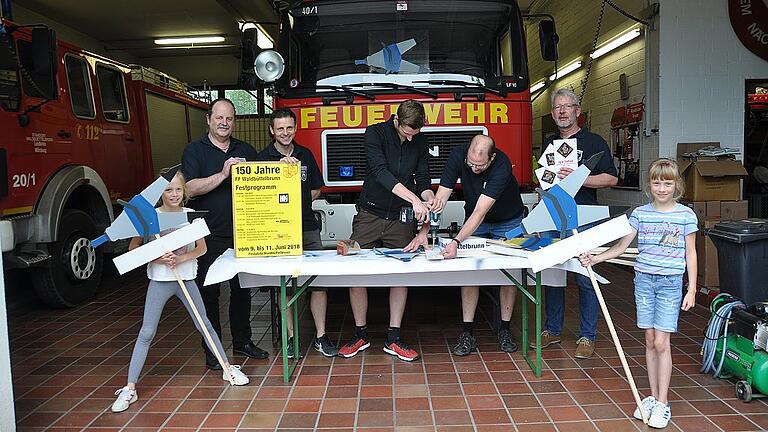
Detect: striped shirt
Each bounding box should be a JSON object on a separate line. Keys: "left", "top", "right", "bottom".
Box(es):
{"left": 629, "top": 203, "right": 698, "bottom": 275}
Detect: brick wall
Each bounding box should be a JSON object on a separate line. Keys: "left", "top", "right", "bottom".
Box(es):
{"left": 526, "top": 0, "right": 650, "bottom": 208}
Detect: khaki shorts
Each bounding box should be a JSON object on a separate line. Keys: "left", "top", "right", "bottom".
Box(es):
{"left": 350, "top": 208, "right": 416, "bottom": 249}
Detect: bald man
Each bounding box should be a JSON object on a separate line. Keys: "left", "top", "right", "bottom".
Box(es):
{"left": 430, "top": 135, "right": 525, "bottom": 356}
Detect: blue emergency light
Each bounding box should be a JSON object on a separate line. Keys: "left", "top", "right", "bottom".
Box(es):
{"left": 339, "top": 166, "right": 354, "bottom": 178}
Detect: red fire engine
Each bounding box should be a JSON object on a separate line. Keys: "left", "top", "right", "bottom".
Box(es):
{"left": 1, "top": 19, "right": 209, "bottom": 307}
{"left": 247, "top": 0, "right": 558, "bottom": 245}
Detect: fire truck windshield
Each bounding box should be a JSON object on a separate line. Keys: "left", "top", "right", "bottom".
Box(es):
{"left": 286, "top": 0, "right": 526, "bottom": 92}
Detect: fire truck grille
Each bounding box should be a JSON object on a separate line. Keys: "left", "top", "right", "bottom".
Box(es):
{"left": 324, "top": 128, "right": 484, "bottom": 184}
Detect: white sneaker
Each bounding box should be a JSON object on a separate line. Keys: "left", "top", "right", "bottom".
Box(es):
{"left": 648, "top": 402, "right": 671, "bottom": 429}
{"left": 633, "top": 395, "right": 657, "bottom": 421}
{"left": 223, "top": 365, "right": 249, "bottom": 386}
{"left": 111, "top": 386, "right": 137, "bottom": 413}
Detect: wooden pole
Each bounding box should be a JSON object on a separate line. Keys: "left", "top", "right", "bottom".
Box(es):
{"left": 154, "top": 235, "right": 234, "bottom": 385}
{"left": 171, "top": 269, "right": 234, "bottom": 385}
{"left": 573, "top": 229, "right": 648, "bottom": 425}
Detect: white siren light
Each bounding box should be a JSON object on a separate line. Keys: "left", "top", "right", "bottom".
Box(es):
{"left": 254, "top": 50, "right": 285, "bottom": 83}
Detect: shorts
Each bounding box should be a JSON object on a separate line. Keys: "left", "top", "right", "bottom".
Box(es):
{"left": 634, "top": 271, "right": 683, "bottom": 333}
{"left": 350, "top": 208, "right": 416, "bottom": 249}
{"left": 473, "top": 216, "right": 524, "bottom": 239}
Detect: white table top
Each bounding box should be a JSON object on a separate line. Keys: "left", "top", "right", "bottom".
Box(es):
{"left": 204, "top": 249, "right": 609, "bottom": 288}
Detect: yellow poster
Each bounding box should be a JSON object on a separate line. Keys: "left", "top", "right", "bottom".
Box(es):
{"left": 232, "top": 162, "right": 303, "bottom": 257}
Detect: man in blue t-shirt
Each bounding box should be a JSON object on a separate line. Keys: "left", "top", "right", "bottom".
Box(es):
{"left": 257, "top": 108, "right": 339, "bottom": 359}
{"left": 431, "top": 134, "right": 525, "bottom": 356}
{"left": 534, "top": 88, "right": 618, "bottom": 359}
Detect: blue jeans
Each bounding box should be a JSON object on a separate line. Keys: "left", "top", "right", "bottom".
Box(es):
{"left": 540, "top": 222, "right": 599, "bottom": 341}
{"left": 634, "top": 272, "right": 683, "bottom": 333}
{"left": 473, "top": 216, "right": 524, "bottom": 239}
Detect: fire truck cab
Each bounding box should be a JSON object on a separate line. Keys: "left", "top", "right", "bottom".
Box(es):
{"left": 245, "top": 0, "right": 558, "bottom": 246}
{"left": 1, "top": 20, "right": 208, "bottom": 307}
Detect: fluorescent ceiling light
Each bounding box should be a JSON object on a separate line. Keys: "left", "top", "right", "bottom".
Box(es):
{"left": 549, "top": 59, "right": 582, "bottom": 81}
{"left": 240, "top": 22, "right": 274, "bottom": 49}
{"left": 154, "top": 36, "right": 225, "bottom": 45}
{"left": 530, "top": 81, "right": 545, "bottom": 93}
{"left": 590, "top": 28, "right": 641, "bottom": 59}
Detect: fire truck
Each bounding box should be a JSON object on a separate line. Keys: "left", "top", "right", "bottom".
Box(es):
{"left": 1, "top": 19, "right": 209, "bottom": 307}
{"left": 249, "top": 0, "right": 558, "bottom": 246}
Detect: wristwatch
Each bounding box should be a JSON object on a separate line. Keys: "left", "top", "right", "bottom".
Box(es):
{"left": 451, "top": 238, "right": 461, "bottom": 246}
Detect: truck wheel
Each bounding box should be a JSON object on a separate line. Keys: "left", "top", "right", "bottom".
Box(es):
{"left": 736, "top": 380, "right": 752, "bottom": 403}
{"left": 32, "top": 209, "right": 104, "bottom": 307}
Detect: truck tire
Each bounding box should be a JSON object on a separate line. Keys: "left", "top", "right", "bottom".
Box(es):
{"left": 32, "top": 209, "right": 104, "bottom": 307}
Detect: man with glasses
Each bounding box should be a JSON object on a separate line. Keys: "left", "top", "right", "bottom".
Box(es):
{"left": 338, "top": 100, "right": 436, "bottom": 362}
{"left": 534, "top": 88, "right": 618, "bottom": 359}
{"left": 431, "top": 134, "right": 525, "bottom": 356}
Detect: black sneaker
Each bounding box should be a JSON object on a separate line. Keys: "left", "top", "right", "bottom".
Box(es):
{"left": 497, "top": 328, "right": 518, "bottom": 353}
{"left": 452, "top": 331, "right": 477, "bottom": 356}
{"left": 205, "top": 351, "right": 223, "bottom": 370}
{"left": 314, "top": 335, "right": 339, "bottom": 357}
{"left": 286, "top": 337, "right": 303, "bottom": 359}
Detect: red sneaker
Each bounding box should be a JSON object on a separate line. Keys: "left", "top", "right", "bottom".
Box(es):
{"left": 383, "top": 339, "right": 419, "bottom": 362}
{"left": 338, "top": 335, "right": 370, "bottom": 358}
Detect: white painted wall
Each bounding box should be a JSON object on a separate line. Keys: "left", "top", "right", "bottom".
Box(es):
{"left": 657, "top": 0, "right": 768, "bottom": 158}
{"left": 0, "top": 239, "right": 16, "bottom": 431}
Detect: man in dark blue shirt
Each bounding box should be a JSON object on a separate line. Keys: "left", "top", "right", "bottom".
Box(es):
{"left": 182, "top": 98, "right": 268, "bottom": 369}
{"left": 432, "top": 134, "right": 525, "bottom": 356}
{"left": 257, "top": 108, "right": 338, "bottom": 358}
{"left": 534, "top": 88, "right": 618, "bottom": 359}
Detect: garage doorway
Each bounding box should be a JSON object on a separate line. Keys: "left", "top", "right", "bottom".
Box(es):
{"left": 744, "top": 80, "right": 768, "bottom": 218}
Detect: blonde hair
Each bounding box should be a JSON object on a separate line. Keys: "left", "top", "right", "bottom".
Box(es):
{"left": 158, "top": 168, "right": 189, "bottom": 207}
{"left": 644, "top": 158, "right": 685, "bottom": 202}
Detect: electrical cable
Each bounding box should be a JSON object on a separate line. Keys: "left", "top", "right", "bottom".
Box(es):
{"left": 701, "top": 294, "right": 745, "bottom": 376}
{"left": 605, "top": 0, "right": 650, "bottom": 27}
{"left": 579, "top": 0, "right": 607, "bottom": 103}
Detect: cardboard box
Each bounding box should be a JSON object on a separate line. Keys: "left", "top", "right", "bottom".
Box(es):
{"left": 706, "top": 201, "right": 721, "bottom": 219}
{"left": 721, "top": 200, "right": 748, "bottom": 220}
{"left": 697, "top": 220, "right": 719, "bottom": 287}
{"left": 677, "top": 143, "right": 747, "bottom": 201}
{"left": 683, "top": 200, "right": 723, "bottom": 223}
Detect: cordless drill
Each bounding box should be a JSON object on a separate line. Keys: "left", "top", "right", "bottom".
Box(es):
{"left": 428, "top": 211, "right": 441, "bottom": 247}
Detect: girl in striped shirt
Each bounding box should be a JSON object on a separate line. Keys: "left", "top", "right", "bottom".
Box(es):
{"left": 580, "top": 158, "right": 697, "bottom": 429}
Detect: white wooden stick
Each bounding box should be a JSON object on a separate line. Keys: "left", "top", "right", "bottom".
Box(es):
{"left": 574, "top": 228, "right": 648, "bottom": 424}
{"left": 155, "top": 234, "right": 233, "bottom": 385}
{"left": 170, "top": 269, "right": 234, "bottom": 385}
{"left": 605, "top": 258, "right": 636, "bottom": 267}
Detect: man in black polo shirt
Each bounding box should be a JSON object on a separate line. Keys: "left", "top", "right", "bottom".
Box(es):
{"left": 532, "top": 88, "right": 618, "bottom": 359}
{"left": 338, "top": 100, "right": 436, "bottom": 362}
{"left": 257, "top": 108, "right": 339, "bottom": 358}
{"left": 432, "top": 134, "right": 525, "bottom": 356}
{"left": 182, "top": 97, "right": 268, "bottom": 369}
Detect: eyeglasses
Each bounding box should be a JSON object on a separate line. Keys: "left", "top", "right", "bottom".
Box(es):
{"left": 552, "top": 103, "right": 579, "bottom": 111}
{"left": 465, "top": 157, "right": 492, "bottom": 170}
